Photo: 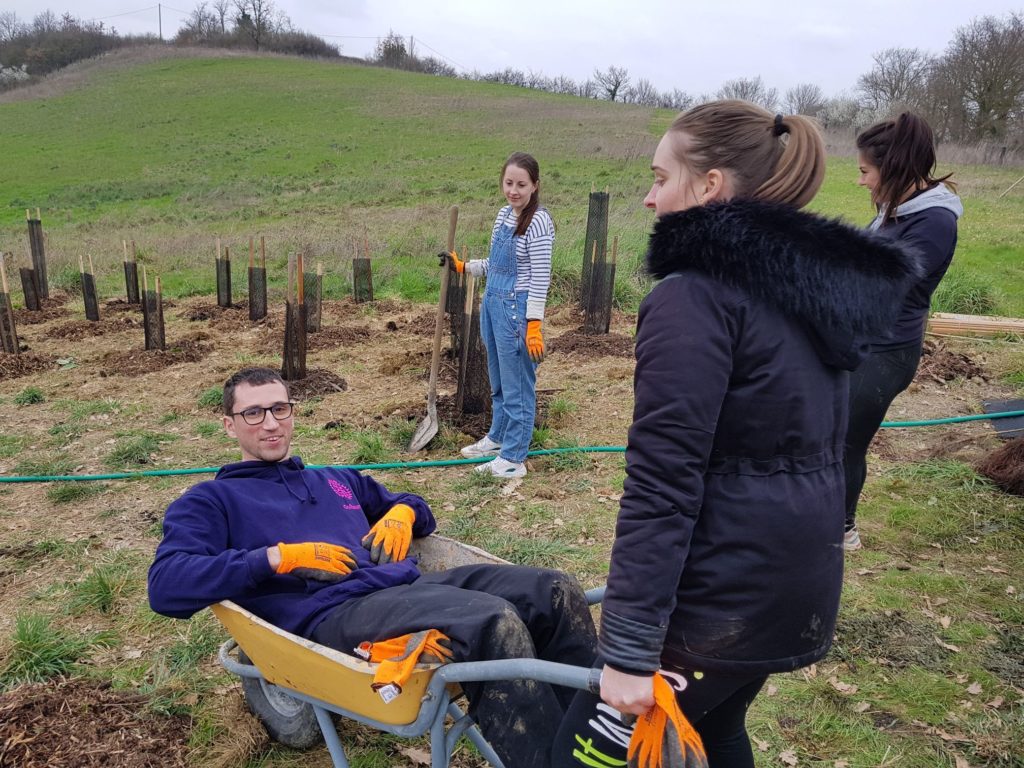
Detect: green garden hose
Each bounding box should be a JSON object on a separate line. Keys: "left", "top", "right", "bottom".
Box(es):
{"left": 1, "top": 411, "right": 1021, "bottom": 484}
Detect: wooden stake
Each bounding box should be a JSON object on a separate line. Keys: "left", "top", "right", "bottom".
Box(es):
{"left": 610, "top": 235, "right": 618, "bottom": 265}
{"left": 0, "top": 253, "right": 10, "bottom": 294}
{"left": 35, "top": 207, "right": 40, "bottom": 220}
{"left": 260, "top": 235, "right": 266, "bottom": 269}
{"left": 297, "top": 251, "right": 305, "bottom": 305}
{"left": 88, "top": 255, "right": 95, "bottom": 275}
{"left": 123, "top": 240, "right": 128, "bottom": 260}
{"left": 131, "top": 240, "right": 137, "bottom": 262}
{"left": 249, "top": 237, "right": 255, "bottom": 269}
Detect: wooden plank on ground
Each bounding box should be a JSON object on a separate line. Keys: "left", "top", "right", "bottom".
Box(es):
{"left": 927, "top": 312, "right": 1024, "bottom": 337}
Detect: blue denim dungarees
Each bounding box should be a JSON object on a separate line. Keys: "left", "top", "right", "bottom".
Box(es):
{"left": 479, "top": 211, "right": 537, "bottom": 463}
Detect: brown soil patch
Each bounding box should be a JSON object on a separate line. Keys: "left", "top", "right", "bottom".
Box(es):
{"left": 288, "top": 368, "right": 349, "bottom": 399}
{"left": 98, "top": 336, "right": 212, "bottom": 377}
{"left": 832, "top": 609, "right": 951, "bottom": 670}
{"left": 0, "top": 352, "right": 58, "bottom": 381}
{"left": 548, "top": 328, "right": 634, "bottom": 359}
{"left": 13, "top": 305, "right": 69, "bottom": 325}
{"left": 179, "top": 301, "right": 261, "bottom": 332}
{"left": 0, "top": 678, "right": 190, "bottom": 767}
{"left": 103, "top": 298, "right": 142, "bottom": 314}
{"left": 916, "top": 339, "right": 986, "bottom": 384}
{"left": 43, "top": 316, "right": 142, "bottom": 341}
{"left": 306, "top": 324, "right": 375, "bottom": 350}
{"left": 385, "top": 310, "right": 437, "bottom": 337}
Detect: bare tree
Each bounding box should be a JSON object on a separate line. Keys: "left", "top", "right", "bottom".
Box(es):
{"left": 783, "top": 83, "right": 826, "bottom": 117}
{"left": 626, "top": 78, "right": 659, "bottom": 106}
{"left": 593, "top": 66, "right": 630, "bottom": 102}
{"left": 716, "top": 76, "right": 778, "bottom": 110}
{"left": 0, "top": 10, "right": 26, "bottom": 42}
{"left": 211, "top": 0, "right": 231, "bottom": 34}
{"left": 933, "top": 12, "right": 1024, "bottom": 139}
{"left": 233, "top": 0, "right": 274, "bottom": 50}
{"left": 373, "top": 30, "right": 407, "bottom": 68}
{"left": 857, "top": 47, "right": 932, "bottom": 111}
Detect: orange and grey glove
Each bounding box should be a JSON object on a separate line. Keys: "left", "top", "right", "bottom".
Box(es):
{"left": 526, "top": 319, "right": 545, "bottom": 363}
{"left": 275, "top": 542, "right": 358, "bottom": 583}
{"left": 437, "top": 250, "right": 465, "bottom": 274}
{"left": 361, "top": 503, "right": 416, "bottom": 564}
{"left": 355, "top": 629, "right": 454, "bottom": 702}
{"left": 627, "top": 674, "right": 707, "bottom": 768}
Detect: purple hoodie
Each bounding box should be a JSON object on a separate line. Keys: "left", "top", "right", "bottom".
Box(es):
{"left": 147, "top": 456, "right": 436, "bottom": 637}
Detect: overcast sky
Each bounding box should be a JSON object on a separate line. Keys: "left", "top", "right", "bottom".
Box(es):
{"left": 6, "top": 0, "right": 1022, "bottom": 97}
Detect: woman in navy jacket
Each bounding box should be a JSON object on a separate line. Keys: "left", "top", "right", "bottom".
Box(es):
{"left": 554, "top": 102, "right": 921, "bottom": 768}
{"left": 843, "top": 113, "right": 962, "bottom": 550}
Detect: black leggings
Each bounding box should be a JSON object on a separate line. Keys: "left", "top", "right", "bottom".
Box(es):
{"left": 843, "top": 342, "right": 922, "bottom": 530}
{"left": 552, "top": 666, "right": 767, "bottom": 768}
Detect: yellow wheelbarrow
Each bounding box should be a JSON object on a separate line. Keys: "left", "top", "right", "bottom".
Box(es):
{"left": 213, "top": 535, "right": 605, "bottom": 768}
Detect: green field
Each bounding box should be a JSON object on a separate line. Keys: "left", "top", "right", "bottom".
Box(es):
{"left": 1, "top": 49, "right": 1022, "bottom": 314}
{"left": 1, "top": 50, "right": 1023, "bottom": 768}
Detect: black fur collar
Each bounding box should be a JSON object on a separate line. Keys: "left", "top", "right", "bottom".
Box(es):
{"left": 647, "top": 200, "right": 923, "bottom": 340}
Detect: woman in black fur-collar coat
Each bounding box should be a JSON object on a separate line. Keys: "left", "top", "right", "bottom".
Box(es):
{"left": 553, "top": 102, "right": 921, "bottom": 768}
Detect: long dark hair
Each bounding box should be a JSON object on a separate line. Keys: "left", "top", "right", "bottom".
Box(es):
{"left": 501, "top": 152, "right": 541, "bottom": 236}
{"left": 857, "top": 112, "right": 955, "bottom": 223}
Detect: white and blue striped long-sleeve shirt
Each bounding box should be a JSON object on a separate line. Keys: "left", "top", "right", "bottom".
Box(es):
{"left": 466, "top": 205, "right": 554, "bottom": 320}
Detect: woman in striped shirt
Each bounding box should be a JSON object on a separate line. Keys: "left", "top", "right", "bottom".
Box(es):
{"left": 442, "top": 152, "right": 554, "bottom": 478}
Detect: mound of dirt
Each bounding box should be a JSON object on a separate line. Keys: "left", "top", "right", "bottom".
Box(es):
{"left": 288, "top": 368, "right": 348, "bottom": 399}
{"left": 98, "top": 337, "right": 212, "bottom": 377}
{"left": 0, "top": 678, "right": 190, "bottom": 767}
{"left": 976, "top": 438, "right": 1024, "bottom": 496}
{"left": 0, "top": 352, "right": 58, "bottom": 380}
{"left": 306, "top": 324, "right": 375, "bottom": 350}
{"left": 916, "top": 339, "right": 986, "bottom": 384}
{"left": 43, "top": 316, "right": 142, "bottom": 341}
{"left": 549, "top": 328, "right": 634, "bottom": 359}
{"left": 13, "top": 305, "right": 69, "bottom": 325}
{"left": 833, "top": 609, "right": 952, "bottom": 670}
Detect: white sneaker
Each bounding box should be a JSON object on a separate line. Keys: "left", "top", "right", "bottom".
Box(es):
{"left": 461, "top": 436, "right": 502, "bottom": 459}
{"left": 843, "top": 526, "right": 862, "bottom": 551}
{"left": 474, "top": 456, "right": 526, "bottom": 479}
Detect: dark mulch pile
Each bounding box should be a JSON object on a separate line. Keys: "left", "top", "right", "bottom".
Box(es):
{"left": 98, "top": 336, "right": 212, "bottom": 377}
{"left": 0, "top": 352, "right": 57, "bottom": 380}
{"left": 103, "top": 298, "right": 143, "bottom": 314}
{"left": 915, "top": 339, "right": 986, "bottom": 383}
{"left": 0, "top": 678, "right": 190, "bottom": 767}
{"left": 306, "top": 324, "right": 375, "bottom": 351}
{"left": 548, "top": 328, "right": 634, "bottom": 359}
{"left": 288, "top": 368, "right": 348, "bottom": 399}
{"left": 178, "top": 301, "right": 259, "bottom": 332}
{"left": 384, "top": 311, "right": 437, "bottom": 337}
{"left": 976, "top": 438, "right": 1024, "bottom": 496}
{"left": 12, "top": 305, "right": 69, "bottom": 325}
{"left": 43, "top": 316, "right": 142, "bottom": 341}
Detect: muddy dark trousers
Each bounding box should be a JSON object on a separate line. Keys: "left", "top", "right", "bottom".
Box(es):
{"left": 843, "top": 342, "right": 922, "bottom": 530}
{"left": 312, "top": 564, "right": 598, "bottom": 768}
{"left": 552, "top": 663, "right": 767, "bottom": 768}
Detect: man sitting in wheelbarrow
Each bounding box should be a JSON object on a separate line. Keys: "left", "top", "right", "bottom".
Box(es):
{"left": 148, "top": 366, "right": 598, "bottom": 768}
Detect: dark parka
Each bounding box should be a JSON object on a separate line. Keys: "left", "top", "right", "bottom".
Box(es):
{"left": 599, "top": 200, "right": 922, "bottom": 676}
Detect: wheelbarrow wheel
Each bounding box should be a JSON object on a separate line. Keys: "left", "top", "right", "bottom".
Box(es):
{"left": 238, "top": 650, "right": 323, "bottom": 749}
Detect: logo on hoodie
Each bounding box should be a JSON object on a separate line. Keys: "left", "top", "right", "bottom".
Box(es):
{"left": 327, "top": 478, "right": 361, "bottom": 510}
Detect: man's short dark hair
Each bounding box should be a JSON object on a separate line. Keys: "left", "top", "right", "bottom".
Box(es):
{"left": 223, "top": 368, "right": 288, "bottom": 415}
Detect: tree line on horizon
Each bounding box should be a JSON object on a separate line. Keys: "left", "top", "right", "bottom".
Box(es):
{"left": 1, "top": 1, "right": 1021, "bottom": 145}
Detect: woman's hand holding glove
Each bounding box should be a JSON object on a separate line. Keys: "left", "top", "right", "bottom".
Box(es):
{"left": 361, "top": 503, "right": 416, "bottom": 564}
{"left": 437, "top": 250, "right": 464, "bottom": 274}
{"left": 526, "top": 320, "right": 545, "bottom": 363}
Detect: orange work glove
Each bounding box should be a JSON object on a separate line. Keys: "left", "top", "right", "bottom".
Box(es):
{"left": 526, "top": 319, "right": 545, "bottom": 363}
{"left": 627, "top": 674, "right": 707, "bottom": 768}
{"left": 437, "top": 250, "right": 465, "bottom": 273}
{"left": 354, "top": 629, "right": 454, "bottom": 703}
{"left": 361, "top": 503, "right": 416, "bottom": 564}
{"left": 275, "top": 542, "right": 358, "bottom": 583}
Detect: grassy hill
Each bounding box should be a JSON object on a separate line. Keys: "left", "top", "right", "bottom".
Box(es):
{"left": 1, "top": 47, "right": 1022, "bottom": 313}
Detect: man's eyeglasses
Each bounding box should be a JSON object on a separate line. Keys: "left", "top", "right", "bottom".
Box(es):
{"left": 231, "top": 402, "right": 295, "bottom": 425}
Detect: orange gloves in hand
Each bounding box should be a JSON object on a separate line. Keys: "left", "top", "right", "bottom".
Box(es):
{"left": 275, "top": 542, "right": 358, "bottom": 583}
{"left": 526, "top": 319, "right": 545, "bottom": 363}
{"left": 355, "top": 629, "right": 454, "bottom": 702}
{"left": 627, "top": 674, "right": 707, "bottom": 768}
{"left": 361, "top": 503, "right": 416, "bottom": 564}
{"left": 437, "top": 250, "right": 465, "bottom": 274}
